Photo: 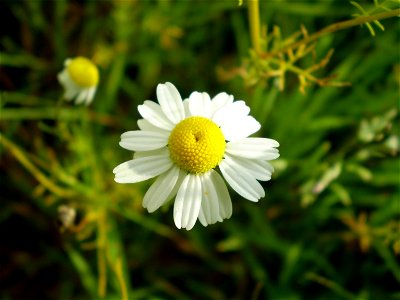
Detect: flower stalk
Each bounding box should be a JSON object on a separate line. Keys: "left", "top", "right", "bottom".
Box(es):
{"left": 262, "top": 8, "right": 400, "bottom": 58}
{"left": 0, "top": 133, "right": 76, "bottom": 198}
{"left": 248, "top": 0, "right": 262, "bottom": 54}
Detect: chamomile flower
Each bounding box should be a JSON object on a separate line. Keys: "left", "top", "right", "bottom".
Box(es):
{"left": 113, "top": 82, "right": 279, "bottom": 230}
{"left": 57, "top": 56, "right": 99, "bottom": 105}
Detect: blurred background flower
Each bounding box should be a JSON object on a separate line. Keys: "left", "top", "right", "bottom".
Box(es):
{"left": 58, "top": 56, "right": 99, "bottom": 105}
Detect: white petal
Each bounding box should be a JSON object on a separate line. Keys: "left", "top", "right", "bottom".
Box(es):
{"left": 133, "top": 147, "right": 169, "bottom": 159}
{"left": 210, "top": 170, "right": 232, "bottom": 219}
{"left": 182, "top": 98, "right": 192, "bottom": 117}
{"left": 119, "top": 130, "right": 168, "bottom": 151}
{"left": 226, "top": 138, "right": 280, "bottom": 160}
{"left": 113, "top": 154, "right": 172, "bottom": 183}
{"left": 143, "top": 166, "right": 181, "bottom": 213}
{"left": 137, "top": 119, "right": 170, "bottom": 134}
{"left": 163, "top": 168, "right": 187, "bottom": 204}
{"left": 199, "top": 172, "right": 220, "bottom": 226}
{"left": 210, "top": 92, "right": 233, "bottom": 117}
{"left": 57, "top": 70, "right": 69, "bottom": 85}
{"left": 219, "top": 158, "right": 265, "bottom": 202}
{"left": 220, "top": 115, "right": 261, "bottom": 141}
{"left": 75, "top": 89, "right": 89, "bottom": 105}
{"left": 173, "top": 174, "right": 202, "bottom": 230}
{"left": 198, "top": 208, "right": 208, "bottom": 227}
{"left": 138, "top": 100, "right": 174, "bottom": 131}
{"left": 224, "top": 154, "right": 273, "bottom": 181}
{"left": 59, "top": 72, "right": 80, "bottom": 100}
{"left": 212, "top": 100, "right": 250, "bottom": 127}
{"left": 156, "top": 82, "right": 185, "bottom": 124}
{"left": 85, "top": 87, "right": 96, "bottom": 105}
{"left": 63, "top": 88, "right": 79, "bottom": 101}
{"left": 64, "top": 59, "right": 71, "bottom": 66}
{"left": 188, "top": 92, "right": 212, "bottom": 118}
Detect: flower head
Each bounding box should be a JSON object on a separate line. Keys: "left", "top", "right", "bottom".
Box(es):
{"left": 57, "top": 56, "right": 99, "bottom": 105}
{"left": 114, "top": 82, "right": 280, "bottom": 230}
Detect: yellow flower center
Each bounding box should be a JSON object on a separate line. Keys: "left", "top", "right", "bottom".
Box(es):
{"left": 168, "top": 116, "right": 226, "bottom": 174}
{"left": 67, "top": 57, "right": 99, "bottom": 88}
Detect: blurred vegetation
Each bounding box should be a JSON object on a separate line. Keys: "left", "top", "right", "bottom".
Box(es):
{"left": 1, "top": 0, "right": 399, "bottom": 299}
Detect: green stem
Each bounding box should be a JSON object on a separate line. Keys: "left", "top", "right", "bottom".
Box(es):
{"left": 97, "top": 210, "right": 107, "bottom": 298}
{"left": 248, "top": 0, "right": 261, "bottom": 53}
{"left": 0, "top": 133, "right": 76, "bottom": 198}
{"left": 115, "top": 258, "right": 129, "bottom": 300}
{"left": 1, "top": 107, "right": 120, "bottom": 127}
{"left": 262, "top": 9, "right": 400, "bottom": 57}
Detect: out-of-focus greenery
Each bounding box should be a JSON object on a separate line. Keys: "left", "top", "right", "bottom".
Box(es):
{"left": 1, "top": 1, "right": 399, "bottom": 299}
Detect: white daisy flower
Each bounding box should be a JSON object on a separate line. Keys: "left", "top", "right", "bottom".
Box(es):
{"left": 57, "top": 56, "right": 99, "bottom": 106}
{"left": 113, "top": 82, "right": 280, "bottom": 230}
